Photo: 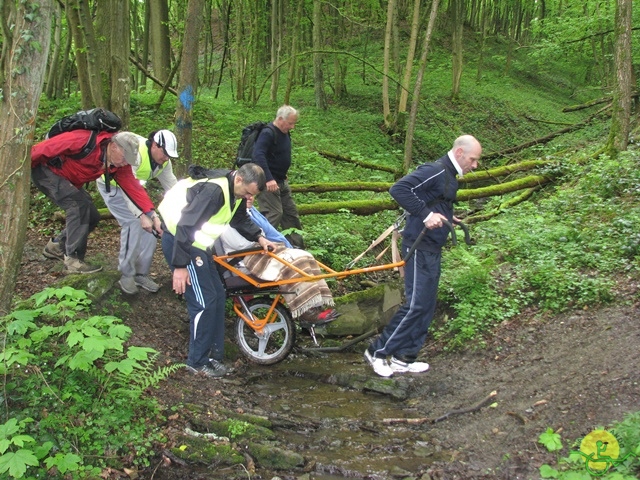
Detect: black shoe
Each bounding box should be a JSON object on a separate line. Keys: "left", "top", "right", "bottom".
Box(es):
{"left": 186, "top": 362, "right": 227, "bottom": 378}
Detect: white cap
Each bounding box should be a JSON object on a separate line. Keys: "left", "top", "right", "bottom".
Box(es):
{"left": 153, "top": 130, "right": 179, "bottom": 158}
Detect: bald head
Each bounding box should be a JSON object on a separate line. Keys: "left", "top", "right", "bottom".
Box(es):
{"left": 452, "top": 135, "right": 482, "bottom": 174}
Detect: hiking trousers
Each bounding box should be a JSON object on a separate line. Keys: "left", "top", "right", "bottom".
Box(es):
{"left": 371, "top": 246, "right": 442, "bottom": 362}
{"left": 161, "top": 232, "right": 226, "bottom": 368}
{"left": 31, "top": 164, "right": 100, "bottom": 260}
{"left": 97, "top": 181, "right": 156, "bottom": 278}
{"left": 257, "top": 179, "right": 305, "bottom": 248}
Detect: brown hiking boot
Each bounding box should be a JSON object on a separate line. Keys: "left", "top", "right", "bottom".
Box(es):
{"left": 63, "top": 255, "right": 102, "bottom": 274}
{"left": 43, "top": 239, "right": 64, "bottom": 260}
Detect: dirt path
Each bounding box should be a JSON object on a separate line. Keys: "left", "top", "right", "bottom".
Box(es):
{"left": 17, "top": 229, "right": 640, "bottom": 479}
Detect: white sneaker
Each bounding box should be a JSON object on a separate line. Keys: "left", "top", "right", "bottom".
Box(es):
{"left": 364, "top": 349, "right": 394, "bottom": 377}
{"left": 390, "top": 356, "right": 430, "bottom": 373}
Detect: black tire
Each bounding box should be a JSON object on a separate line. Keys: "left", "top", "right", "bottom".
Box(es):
{"left": 235, "top": 297, "right": 295, "bottom": 365}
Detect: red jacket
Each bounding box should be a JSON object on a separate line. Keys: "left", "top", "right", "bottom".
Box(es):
{"left": 31, "top": 130, "right": 155, "bottom": 213}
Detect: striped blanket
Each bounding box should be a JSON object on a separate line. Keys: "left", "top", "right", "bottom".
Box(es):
{"left": 243, "top": 244, "right": 334, "bottom": 319}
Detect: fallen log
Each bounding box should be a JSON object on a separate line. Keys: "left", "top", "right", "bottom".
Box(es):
{"left": 483, "top": 104, "right": 610, "bottom": 160}
{"left": 562, "top": 92, "right": 638, "bottom": 112}
{"left": 459, "top": 159, "right": 552, "bottom": 185}
{"left": 297, "top": 200, "right": 398, "bottom": 216}
{"left": 54, "top": 175, "right": 554, "bottom": 223}
{"left": 318, "top": 151, "right": 401, "bottom": 175}
{"left": 289, "top": 159, "right": 554, "bottom": 192}
{"left": 290, "top": 182, "right": 392, "bottom": 193}
{"left": 465, "top": 186, "right": 542, "bottom": 223}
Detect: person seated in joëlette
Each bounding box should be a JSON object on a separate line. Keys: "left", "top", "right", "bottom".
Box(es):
{"left": 218, "top": 197, "right": 339, "bottom": 325}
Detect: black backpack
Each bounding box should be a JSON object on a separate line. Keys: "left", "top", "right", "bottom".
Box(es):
{"left": 45, "top": 108, "right": 123, "bottom": 160}
{"left": 235, "top": 121, "right": 276, "bottom": 167}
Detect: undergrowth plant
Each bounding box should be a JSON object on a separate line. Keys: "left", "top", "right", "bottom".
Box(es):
{"left": 538, "top": 414, "right": 640, "bottom": 479}
{"left": 432, "top": 149, "right": 639, "bottom": 348}
{"left": 0, "top": 286, "right": 182, "bottom": 478}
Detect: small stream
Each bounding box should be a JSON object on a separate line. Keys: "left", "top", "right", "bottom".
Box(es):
{"left": 241, "top": 351, "right": 449, "bottom": 479}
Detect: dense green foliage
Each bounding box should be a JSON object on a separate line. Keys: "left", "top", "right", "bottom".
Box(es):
{"left": 538, "top": 413, "right": 640, "bottom": 478}
{"left": 0, "top": 287, "right": 180, "bottom": 478}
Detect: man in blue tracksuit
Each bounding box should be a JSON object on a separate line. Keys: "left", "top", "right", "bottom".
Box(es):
{"left": 364, "top": 135, "right": 482, "bottom": 377}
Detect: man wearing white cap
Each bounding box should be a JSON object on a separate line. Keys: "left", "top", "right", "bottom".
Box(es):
{"left": 96, "top": 130, "right": 179, "bottom": 294}
{"left": 32, "top": 130, "right": 161, "bottom": 274}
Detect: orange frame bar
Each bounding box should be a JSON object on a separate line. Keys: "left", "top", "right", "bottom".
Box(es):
{"left": 213, "top": 249, "right": 405, "bottom": 289}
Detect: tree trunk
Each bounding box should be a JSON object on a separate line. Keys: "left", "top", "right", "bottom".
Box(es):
{"left": 0, "top": 0, "right": 52, "bottom": 315}
{"left": 247, "top": 0, "right": 261, "bottom": 104}
{"left": 398, "top": 0, "right": 420, "bottom": 114}
{"left": 149, "top": 0, "right": 172, "bottom": 85}
{"left": 45, "top": 3, "right": 62, "bottom": 99}
{"left": 606, "top": 0, "right": 632, "bottom": 154}
{"left": 331, "top": 1, "right": 347, "bottom": 99}
{"left": 106, "top": 0, "right": 131, "bottom": 126}
{"left": 140, "top": 0, "right": 151, "bottom": 91}
{"left": 451, "top": 0, "right": 464, "bottom": 99}
{"left": 381, "top": 0, "right": 395, "bottom": 128}
{"left": 284, "top": 1, "right": 303, "bottom": 105}
{"left": 475, "top": 0, "right": 487, "bottom": 84}
{"left": 175, "top": 0, "right": 204, "bottom": 171}
{"left": 75, "top": 0, "right": 104, "bottom": 106}
{"left": 313, "top": 0, "right": 327, "bottom": 110}
{"left": 215, "top": 0, "right": 232, "bottom": 99}
{"left": 403, "top": 0, "right": 440, "bottom": 173}
{"left": 65, "top": 1, "right": 92, "bottom": 107}
{"left": 55, "top": 27, "right": 72, "bottom": 99}
{"left": 269, "top": 0, "right": 282, "bottom": 102}
{"left": 234, "top": 0, "right": 247, "bottom": 101}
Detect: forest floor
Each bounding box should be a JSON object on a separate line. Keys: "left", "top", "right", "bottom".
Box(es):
{"left": 16, "top": 224, "right": 640, "bottom": 480}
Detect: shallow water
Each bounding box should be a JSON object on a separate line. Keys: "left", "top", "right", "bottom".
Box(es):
{"left": 243, "top": 351, "right": 446, "bottom": 479}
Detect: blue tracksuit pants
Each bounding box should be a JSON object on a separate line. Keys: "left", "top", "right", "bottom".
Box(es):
{"left": 162, "top": 232, "right": 226, "bottom": 368}
{"left": 370, "top": 245, "right": 441, "bottom": 361}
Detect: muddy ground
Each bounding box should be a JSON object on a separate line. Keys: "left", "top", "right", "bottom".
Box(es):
{"left": 16, "top": 224, "right": 640, "bottom": 480}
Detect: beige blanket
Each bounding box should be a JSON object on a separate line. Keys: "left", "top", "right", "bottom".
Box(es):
{"left": 243, "top": 244, "right": 334, "bottom": 319}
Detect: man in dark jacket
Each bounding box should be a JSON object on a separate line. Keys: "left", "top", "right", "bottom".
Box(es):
{"left": 251, "top": 105, "right": 304, "bottom": 248}
{"left": 31, "top": 130, "right": 161, "bottom": 274}
{"left": 158, "top": 164, "right": 275, "bottom": 378}
{"left": 364, "top": 135, "right": 482, "bottom": 377}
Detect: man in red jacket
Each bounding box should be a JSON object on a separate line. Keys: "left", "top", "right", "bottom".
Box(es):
{"left": 31, "top": 130, "right": 162, "bottom": 274}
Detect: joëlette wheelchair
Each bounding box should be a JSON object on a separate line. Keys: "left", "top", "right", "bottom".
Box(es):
{"left": 214, "top": 220, "right": 470, "bottom": 365}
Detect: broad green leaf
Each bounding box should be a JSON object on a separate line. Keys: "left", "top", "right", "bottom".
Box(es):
{"left": 66, "top": 331, "right": 84, "bottom": 347}
{"left": 0, "top": 419, "right": 20, "bottom": 439}
{"left": 68, "top": 350, "right": 101, "bottom": 370}
{"left": 127, "top": 346, "right": 156, "bottom": 360}
{"left": 45, "top": 452, "right": 81, "bottom": 474}
{"left": 539, "top": 464, "right": 558, "bottom": 478}
{"left": 32, "top": 441, "right": 53, "bottom": 460}
{"left": 0, "top": 449, "right": 39, "bottom": 477}
{"left": 539, "top": 427, "right": 563, "bottom": 452}
{"left": 9, "top": 435, "right": 34, "bottom": 448}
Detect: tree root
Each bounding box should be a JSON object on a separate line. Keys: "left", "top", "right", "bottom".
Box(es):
{"left": 383, "top": 390, "right": 498, "bottom": 425}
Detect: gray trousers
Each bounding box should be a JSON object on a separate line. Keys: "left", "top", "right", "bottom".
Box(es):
{"left": 97, "top": 181, "right": 157, "bottom": 278}
{"left": 31, "top": 165, "right": 100, "bottom": 260}
{"left": 257, "top": 179, "right": 304, "bottom": 248}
